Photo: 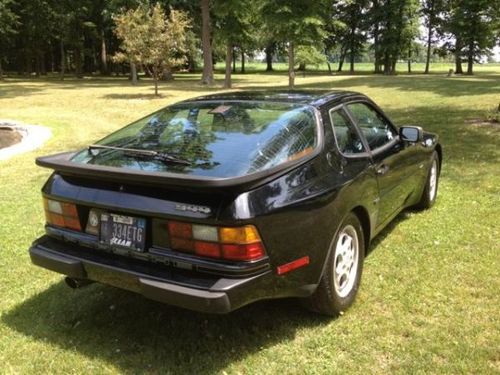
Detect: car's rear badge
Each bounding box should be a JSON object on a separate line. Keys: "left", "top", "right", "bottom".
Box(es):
{"left": 175, "top": 203, "right": 211, "bottom": 214}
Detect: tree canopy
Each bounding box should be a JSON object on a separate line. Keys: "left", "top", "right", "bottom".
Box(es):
{"left": 113, "top": 3, "right": 190, "bottom": 95}
{"left": 0, "top": 0, "right": 498, "bottom": 85}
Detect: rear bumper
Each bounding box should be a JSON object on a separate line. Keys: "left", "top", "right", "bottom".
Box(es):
{"left": 29, "top": 236, "right": 275, "bottom": 313}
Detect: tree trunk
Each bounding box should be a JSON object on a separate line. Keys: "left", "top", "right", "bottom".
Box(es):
{"left": 337, "top": 47, "right": 346, "bottom": 72}
{"left": 424, "top": 23, "right": 433, "bottom": 74}
{"left": 373, "top": 0, "right": 382, "bottom": 73}
{"left": 349, "top": 23, "right": 356, "bottom": 74}
{"left": 338, "top": 60, "right": 344, "bottom": 72}
{"left": 288, "top": 42, "right": 295, "bottom": 89}
{"left": 60, "top": 40, "right": 65, "bottom": 80}
{"left": 74, "top": 46, "right": 83, "bottom": 78}
{"left": 200, "top": 0, "right": 214, "bottom": 85}
{"left": 326, "top": 60, "right": 332, "bottom": 75}
{"left": 454, "top": 39, "right": 463, "bottom": 74}
{"left": 349, "top": 49, "right": 355, "bottom": 74}
{"left": 232, "top": 47, "right": 236, "bottom": 73}
{"left": 0, "top": 59, "right": 3, "bottom": 80}
{"left": 466, "top": 40, "right": 474, "bottom": 75}
{"left": 187, "top": 53, "right": 196, "bottom": 73}
{"left": 265, "top": 43, "right": 274, "bottom": 71}
{"left": 383, "top": 52, "right": 391, "bottom": 75}
{"left": 240, "top": 49, "right": 245, "bottom": 73}
{"left": 408, "top": 46, "right": 412, "bottom": 73}
{"left": 298, "top": 62, "right": 306, "bottom": 71}
{"left": 424, "top": 0, "right": 434, "bottom": 74}
{"left": 50, "top": 47, "right": 55, "bottom": 73}
{"left": 100, "top": 30, "right": 108, "bottom": 75}
{"left": 25, "top": 51, "right": 32, "bottom": 77}
{"left": 224, "top": 42, "right": 232, "bottom": 89}
{"left": 391, "top": 59, "right": 397, "bottom": 75}
{"left": 130, "top": 62, "right": 138, "bottom": 85}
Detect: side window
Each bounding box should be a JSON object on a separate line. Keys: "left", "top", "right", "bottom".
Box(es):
{"left": 329, "top": 108, "right": 366, "bottom": 155}
{"left": 346, "top": 103, "right": 396, "bottom": 150}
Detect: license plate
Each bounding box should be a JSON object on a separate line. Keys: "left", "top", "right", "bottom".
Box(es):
{"left": 100, "top": 213, "right": 146, "bottom": 251}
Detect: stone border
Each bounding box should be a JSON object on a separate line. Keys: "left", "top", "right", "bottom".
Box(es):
{"left": 0, "top": 120, "right": 52, "bottom": 161}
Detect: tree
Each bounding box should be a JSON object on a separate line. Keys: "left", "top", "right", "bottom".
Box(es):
{"left": 261, "top": 0, "right": 326, "bottom": 89}
{"left": 295, "top": 45, "right": 326, "bottom": 76}
{"left": 113, "top": 4, "right": 191, "bottom": 95}
{"left": 330, "top": 0, "right": 369, "bottom": 73}
{"left": 444, "top": 0, "right": 500, "bottom": 75}
{"left": 0, "top": 0, "right": 18, "bottom": 79}
{"left": 200, "top": 0, "right": 213, "bottom": 85}
{"left": 376, "top": 0, "right": 420, "bottom": 75}
{"left": 401, "top": 0, "right": 420, "bottom": 73}
{"left": 368, "top": 0, "right": 384, "bottom": 73}
{"left": 421, "top": 0, "right": 445, "bottom": 74}
{"left": 213, "top": 0, "right": 253, "bottom": 88}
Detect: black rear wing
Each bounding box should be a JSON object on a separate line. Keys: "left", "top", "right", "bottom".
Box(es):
{"left": 36, "top": 150, "right": 320, "bottom": 193}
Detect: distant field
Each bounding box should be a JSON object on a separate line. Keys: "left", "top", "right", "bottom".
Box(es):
{"left": 214, "top": 61, "right": 500, "bottom": 75}
{"left": 0, "top": 66, "right": 499, "bottom": 374}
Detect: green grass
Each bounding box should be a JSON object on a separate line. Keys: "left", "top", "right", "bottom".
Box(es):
{"left": 0, "top": 64, "right": 499, "bottom": 374}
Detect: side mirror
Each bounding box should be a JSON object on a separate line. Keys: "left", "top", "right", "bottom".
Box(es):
{"left": 399, "top": 126, "right": 423, "bottom": 143}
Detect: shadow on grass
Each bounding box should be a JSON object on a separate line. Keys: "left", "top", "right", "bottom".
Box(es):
{"left": 289, "top": 74, "right": 500, "bottom": 98}
{"left": 367, "top": 211, "right": 413, "bottom": 256}
{"left": 0, "top": 76, "right": 223, "bottom": 99}
{"left": 102, "top": 93, "right": 169, "bottom": 100}
{"left": 3, "top": 282, "right": 330, "bottom": 373}
{"left": 2, "top": 71, "right": 498, "bottom": 100}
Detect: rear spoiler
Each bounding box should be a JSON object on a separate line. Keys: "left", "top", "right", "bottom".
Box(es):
{"left": 36, "top": 150, "right": 320, "bottom": 193}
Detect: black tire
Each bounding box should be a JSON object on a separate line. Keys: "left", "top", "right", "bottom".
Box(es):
{"left": 416, "top": 151, "right": 440, "bottom": 209}
{"left": 302, "top": 212, "right": 365, "bottom": 316}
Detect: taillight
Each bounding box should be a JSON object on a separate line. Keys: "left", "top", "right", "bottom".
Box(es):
{"left": 43, "top": 198, "right": 81, "bottom": 231}
{"left": 167, "top": 221, "right": 265, "bottom": 261}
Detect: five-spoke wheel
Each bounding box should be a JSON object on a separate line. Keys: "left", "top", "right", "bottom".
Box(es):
{"left": 303, "top": 212, "right": 365, "bottom": 316}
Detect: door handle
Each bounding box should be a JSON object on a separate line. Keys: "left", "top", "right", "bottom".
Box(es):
{"left": 376, "top": 164, "right": 389, "bottom": 175}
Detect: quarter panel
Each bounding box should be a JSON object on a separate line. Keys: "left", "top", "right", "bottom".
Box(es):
{"left": 218, "top": 153, "right": 378, "bottom": 287}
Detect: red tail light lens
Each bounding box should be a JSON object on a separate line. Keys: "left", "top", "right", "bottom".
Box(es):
{"left": 167, "top": 221, "right": 265, "bottom": 261}
{"left": 43, "top": 198, "right": 81, "bottom": 231}
{"left": 222, "top": 243, "right": 265, "bottom": 261}
{"left": 194, "top": 241, "right": 221, "bottom": 258}
{"left": 171, "top": 237, "right": 194, "bottom": 252}
{"left": 168, "top": 221, "right": 192, "bottom": 239}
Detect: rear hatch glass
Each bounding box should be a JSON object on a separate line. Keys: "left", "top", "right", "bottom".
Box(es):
{"left": 71, "top": 101, "right": 318, "bottom": 179}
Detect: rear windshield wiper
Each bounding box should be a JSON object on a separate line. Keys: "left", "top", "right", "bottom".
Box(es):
{"left": 88, "top": 144, "right": 191, "bottom": 166}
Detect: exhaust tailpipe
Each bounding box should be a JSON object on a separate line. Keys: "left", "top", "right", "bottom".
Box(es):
{"left": 65, "top": 277, "right": 93, "bottom": 289}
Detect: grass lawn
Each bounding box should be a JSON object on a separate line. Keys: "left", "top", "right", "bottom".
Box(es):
{"left": 0, "top": 64, "right": 499, "bottom": 374}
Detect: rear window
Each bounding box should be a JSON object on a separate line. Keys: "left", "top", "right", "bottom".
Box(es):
{"left": 71, "top": 101, "right": 318, "bottom": 178}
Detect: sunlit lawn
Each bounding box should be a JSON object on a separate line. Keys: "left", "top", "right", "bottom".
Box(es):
{"left": 0, "top": 64, "right": 499, "bottom": 374}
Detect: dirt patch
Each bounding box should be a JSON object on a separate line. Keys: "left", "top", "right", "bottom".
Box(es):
{"left": 464, "top": 118, "right": 500, "bottom": 128}
{"left": 0, "top": 127, "right": 22, "bottom": 149}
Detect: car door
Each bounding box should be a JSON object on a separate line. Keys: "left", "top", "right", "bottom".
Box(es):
{"left": 345, "top": 102, "right": 413, "bottom": 227}
{"left": 325, "top": 105, "right": 380, "bottom": 225}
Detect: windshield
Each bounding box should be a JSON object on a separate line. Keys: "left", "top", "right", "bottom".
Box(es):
{"left": 71, "top": 101, "right": 318, "bottom": 178}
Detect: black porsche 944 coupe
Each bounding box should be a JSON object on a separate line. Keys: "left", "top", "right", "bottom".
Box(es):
{"left": 30, "top": 91, "right": 441, "bottom": 316}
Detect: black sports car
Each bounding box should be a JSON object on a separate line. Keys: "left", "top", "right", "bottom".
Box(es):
{"left": 30, "top": 91, "right": 441, "bottom": 316}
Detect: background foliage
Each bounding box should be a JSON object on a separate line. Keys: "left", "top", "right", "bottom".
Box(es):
{"left": 0, "top": 0, "right": 498, "bottom": 89}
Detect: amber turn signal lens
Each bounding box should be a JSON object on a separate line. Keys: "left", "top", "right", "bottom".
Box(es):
{"left": 219, "top": 225, "right": 261, "bottom": 244}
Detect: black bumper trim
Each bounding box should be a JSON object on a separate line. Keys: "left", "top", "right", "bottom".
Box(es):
{"left": 28, "top": 239, "right": 274, "bottom": 313}
{"left": 139, "top": 278, "right": 230, "bottom": 313}
{"left": 30, "top": 247, "right": 87, "bottom": 279}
